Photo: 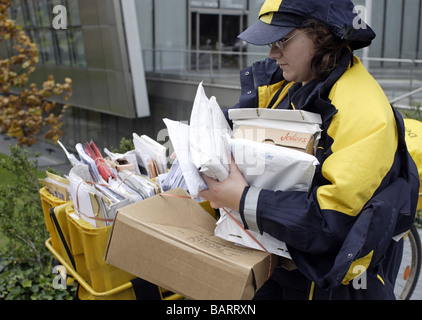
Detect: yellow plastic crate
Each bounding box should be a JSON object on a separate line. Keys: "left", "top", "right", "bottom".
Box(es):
{"left": 71, "top": 205, "right": 136, "bottom": 299}
{"left": 45, "top": 201, "right": 183, "bottom": 300}
{"left": 52, "top": 203, "right": 139, "bottom": 299}
{"left": 39, "top": 187, "right": 71, "bottom": 256}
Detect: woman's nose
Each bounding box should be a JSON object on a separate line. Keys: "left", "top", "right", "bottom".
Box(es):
{"left": 268, "top": 45, "right": 282, "bottom": 59}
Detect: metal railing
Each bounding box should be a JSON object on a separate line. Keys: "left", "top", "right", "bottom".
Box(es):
{"left": 143, "top": 48, "right": 266, "bottom": 77}
{"left": 390, "top": 87, "right": 422, "bottom": 105}
{"left": 143, "top": 48, "right": 422, "bottom": 105}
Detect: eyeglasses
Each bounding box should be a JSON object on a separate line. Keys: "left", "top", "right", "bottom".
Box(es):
{"left": 268, "top": 31, "right": 301, "bottom": 50}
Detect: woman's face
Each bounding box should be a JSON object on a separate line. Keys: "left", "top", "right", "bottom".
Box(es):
{"left": 268, "top": 29, "right": 316, "bottom": 85}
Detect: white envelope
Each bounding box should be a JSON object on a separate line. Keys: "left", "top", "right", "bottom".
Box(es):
{"left": 189, "top": 82, "right": 231, "bottom": 182}
{"left": 108, "top": 175, "right": 144, "bottom": 203}
{"left": 133, "top": 133, "right": 167, "bottom": 177}
{"left": 69, "top": 164, "right": 132, "bottom": 227}
{"left": 163, "top": 118, "right": 207, "bottom": 198}
{"left": 159, "top": 158, "right": 189, "bottom": 192}
{"left": 216, "top": 209, "right": 291, "bottom": 258}
{"left": 68, "top": 164, "right": 99, "bottom": 227}
{"left": 58, "top": 140, "right": 80, "bottom": 167}
{"left": 104, "top": 148, "right": 141, "bottom": 175}
{"left": 75, "top": 143, "right": 102, "bottom": 182}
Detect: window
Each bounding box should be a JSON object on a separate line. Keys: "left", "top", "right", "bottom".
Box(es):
{"left": 190, "top": 8, "right": 248, "bottom": 71}
{"left": 8, "top": 0, "right": 87, "bottom": 67}
{"left": 190, "top": 0, "right": 247, "bottom": 10}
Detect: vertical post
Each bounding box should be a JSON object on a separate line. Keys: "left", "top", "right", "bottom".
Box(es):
{"left": 362, "top": 0, "right": 373, "bottom": 70}
{"left": 218, "top": 12, "right": 222, "bottom": 70}
{"left": 187, "top": 1, "right": 191, "bottom": 72}
{"left": 196, "top": 12, "right": 200, "bottom": 71}
{"left": 239, "top": 13, "right": 243, "bottom": 69}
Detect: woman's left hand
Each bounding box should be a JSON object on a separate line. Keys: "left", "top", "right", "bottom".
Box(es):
{"left": 198, "top": 159, "right": 248, "bottom": 211}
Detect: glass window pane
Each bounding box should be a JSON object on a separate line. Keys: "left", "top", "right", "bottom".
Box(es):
{"left": 135, "top": 0, "right": 154, "bottom": 71}
{"left": 9, "top": 0, "right": 25, "bottom": 26}
{"left": 221, "top": 0, "right": 247, "bottom": 10}
{"left": 221, "top": 15, "right": 241, "bottom": 68}
{"left": 196, "top": 13, "right": 218, "bottom": 70}
{"left": 190, "top": 0, "right": 219, "bottom": 8}
{"left": 67, "top": 0, "right": 81, "bottom": 25}
{"left": 69, "top": 28, "right": 86, "bottom": 66}
{"left": 56, "top": 30, "right": 71, "bottom": 65}
{"left": 25, "top": 0, "right": 38, "bottom": 27}
{"left": 36, "top": 0, "right": 51, "bottom": 27}
{"left": 26, "top": 28, "right": 38, "bottom": 47}
{"left": 39, "top": 29, "right": 56, "bottom": 64}
{"left": 50, "top": 0, "right": 64, "bottom": 7}
{"left": 155, "top": 0, "right": 187, "bottom": 71}
{"left": 383, "top": 0, "right": 401, "bottom": 67}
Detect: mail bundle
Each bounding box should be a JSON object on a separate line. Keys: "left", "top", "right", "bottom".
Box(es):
{"left": 44, "top": 82, "right": 322, "bottom": 299}
{"left": 44, "top": 136, "right": 166, "bottom": 227}
{"left": 163, "top": 82, "right": 322, "bottom": 259}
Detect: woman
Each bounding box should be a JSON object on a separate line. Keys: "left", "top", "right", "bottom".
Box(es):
{"left": 199, "top": 0, "right": 420, "bottom": 300}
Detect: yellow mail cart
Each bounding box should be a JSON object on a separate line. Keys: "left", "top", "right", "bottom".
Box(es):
{"left": 40, "top": 187, "right": 183, "bottom": 300}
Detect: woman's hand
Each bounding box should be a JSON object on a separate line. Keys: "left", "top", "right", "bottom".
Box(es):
{"left": 198, "top": 159, "right": 248, "bottom": 211}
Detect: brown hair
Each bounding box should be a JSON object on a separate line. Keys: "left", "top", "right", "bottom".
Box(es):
{"left": 300, "top": 19, "right": 351, "bottom": 81}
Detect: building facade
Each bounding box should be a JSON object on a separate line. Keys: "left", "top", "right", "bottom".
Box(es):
{"left": 2, "top": 0, "right": 422, "bottom": 151}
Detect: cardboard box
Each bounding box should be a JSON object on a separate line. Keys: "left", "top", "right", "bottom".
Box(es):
{"left": 228, "top": 108, "right": 322, "bottom": 124}
{"left": 228, "top": 108, "right": 322, "bottom": 155}
{"left": 233, "top": 124, "right": 315, "bottom": 154}
{"left": 105, "top": 188, "right": 274, "bottom": 300}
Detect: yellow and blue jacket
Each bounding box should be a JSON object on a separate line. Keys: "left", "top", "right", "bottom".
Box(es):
{"left": 230, "top": 49, "right": 420, "bottom": 298}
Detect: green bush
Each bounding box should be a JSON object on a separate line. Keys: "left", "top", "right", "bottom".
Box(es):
{"left": 0, "top": 145, "right": 76, "bottom": 299}
{"left": 109, "top": 136, "right": 134, "bottom": 154}
{"left": 401, "top": 102, "right": 422, "bottom": 121}
{"left": 0, "top": 145, "right": 47, "bottom": 267}
{"left": 0, "top": 249, "right": 76, "bottom": 300}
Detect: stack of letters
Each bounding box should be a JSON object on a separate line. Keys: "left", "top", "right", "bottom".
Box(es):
{"left": 45, "top": 134, "right": 186, "bottom": 228}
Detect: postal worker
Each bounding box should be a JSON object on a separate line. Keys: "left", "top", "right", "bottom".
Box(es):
{"left": 199, "top": 0, "right": 420, "bottom": 299}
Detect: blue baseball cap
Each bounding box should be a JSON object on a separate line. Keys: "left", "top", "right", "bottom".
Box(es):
{"left": 238, "top": 0, "right": 376, "bottom": 50}
{"left": 238, "top": 12, "right": 305, "bottom": 46}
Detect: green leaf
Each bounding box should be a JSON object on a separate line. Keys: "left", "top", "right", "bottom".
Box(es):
{"left": 20, "top": 278, "right": 32, "bottom": 288}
